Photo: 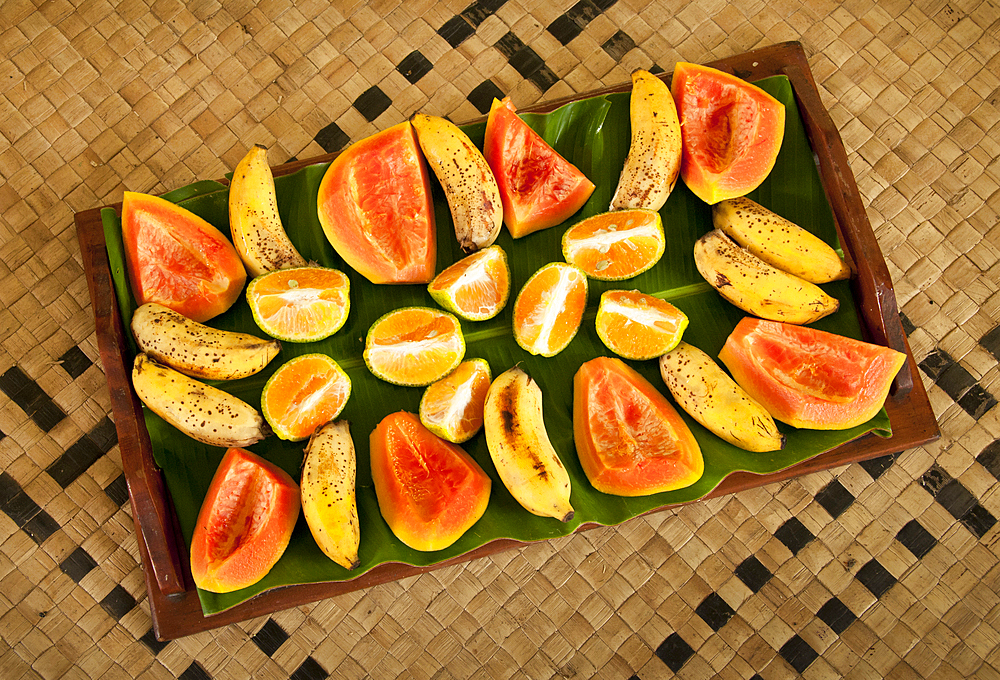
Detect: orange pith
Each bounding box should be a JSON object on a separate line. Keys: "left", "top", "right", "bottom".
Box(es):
{"left": 419, "top": 359, "right": 492, "bottom": 443}
{"left": 364, "top": 307, "right": 465, "bottom": 386}
{"left": 427, "top": 246, "right": 510, "bottom": 321}
{"left": 512, "top": 262, "right": 588, "bottom": 357}
{"left": 262, "top": 354, "right": 351, "bottom": 441}
{"left": 247, "top": 267, "right": 350, "bottom": 342}
{"left": 561, "top": 209, "right": 664, "bottom": 281}
{"left": 596, "top": 290, "right": 689, "bottom": 361}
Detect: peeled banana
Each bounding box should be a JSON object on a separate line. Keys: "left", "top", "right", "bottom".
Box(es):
{"left": 659, "top": 341, "right": 784, "bottom": 452}
{"left": 694, "top": 229, "right": 839, "bottom": 325}
{"left": 131, "top": 302, "right": 281, "bottom": 381}
{"left": 229, "top": 144, "right": 308, "bottom": 276}
{"left": 411, "top": 113, "right": 502, "bottom": 253}
{"left": 713, "top": 197, "right": 851, "bottom": 284}
{"left": 301, "top": 420, "right": 360, "bottom": 570}
{"left": 483, "top": 366, "right": 574, "bottom": 522}
{"left": 610, "top": 69, "right": 682, "bottom": 212}
{"left": 132, "top": 353, "right": 270, "bottom": 448}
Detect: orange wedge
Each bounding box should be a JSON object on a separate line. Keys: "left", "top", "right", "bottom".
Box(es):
{"left": 561, "top": 209, "right": 664, "bottom": 280}
{"left": 427, "top": 246, "right": 510, "bottom": 321}
{"left": 419, "top": 359, "right": 492, "bottom": 443}
{"left": 261, "top": 354, "right": 351, "bottom": 441}
{"left": 364, "top": 307, "right": 465, "bottom": 386}
{"left": 596, "top": 290, "right": 689, "bottom": 360}
{"left": 512, "top": 262, "right": 588, "bottom": 357}
{"left": 247, "top": 267, "right": 350, "bottom": 342}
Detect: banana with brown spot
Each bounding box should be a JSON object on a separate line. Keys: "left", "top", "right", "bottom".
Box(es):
{"left": 713, "top": 196, "right": 851, "bottom": 284}
{"left": 301, "top": 420, "right": 360, "bottom": 570}
{"left": 411, "top": 113, "right": 502, "bottom": 253}
{"left": 659, "top": 341, "right": 784, "bottom": 452}
{"left": 131, "top": 353, "right": 270, "bottom": 448}
{"left": 131, "top": 302, "right": 280, "bottom": 381}
{"left": 483, "top": 365, "right": 574, "bottom": 522}
{"left": 694, "top": 229, "right": 839, "bottom": 325}
{"left": 610, "top": 69, "right": 683, "bottom": 212}
{"left": 229, "top": 144, "right": 308, "bottom": 276}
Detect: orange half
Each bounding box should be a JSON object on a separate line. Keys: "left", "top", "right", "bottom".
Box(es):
{"left": 595, "top": 290, "right": 689, "bottom": 360}
{"left": 419, "top": 359, "right": 492, "bottom": 443}
{"left": 261, "top": 354, "right": 351, "bottom": 441}
{"left": 561, "top": 209, "right": 664, "bottom": 281}
{"left": 512, "top": 262, "right": 588, "bottom": 357}
{"left": 427, "top": 246, "right": 510, "bottom": 321}
{"left": 364, "top": 307, "right": 465, "bottom": 386}
{"left": 247, "top": 267, "right": 350, "bottom": 342}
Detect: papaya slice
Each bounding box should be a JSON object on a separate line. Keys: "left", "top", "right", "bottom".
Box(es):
{"left": 670, "top": 62, "right": 785, "bottom": 205}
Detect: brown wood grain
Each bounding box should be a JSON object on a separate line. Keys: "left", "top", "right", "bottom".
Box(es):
{"left": 75, "top": 41, "right": 938, "bottom": 640}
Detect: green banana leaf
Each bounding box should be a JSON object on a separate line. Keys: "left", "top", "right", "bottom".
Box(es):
{"left": 101, "top": 75, "right": 891, "bottom": 616}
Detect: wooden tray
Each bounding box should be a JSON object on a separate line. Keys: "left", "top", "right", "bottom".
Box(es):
{"left": 75, "top": 42, "right": 939, "bottom": 640}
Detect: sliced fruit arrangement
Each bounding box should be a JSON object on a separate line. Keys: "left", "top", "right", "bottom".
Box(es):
{"left": 420, "top": 359, "right": 492, "bottom": 444}
{"left": 595, "top": 290, "right": 688, "bottom": 361}
{"left": 484, "top": 366, "right": 574, "bottom": 522}
{"left": 122, "top": 191, "right": 246, "bottom": 323}
{"left": 671, "top": 62, "right": 785, "bottom": 205}
{"left": 317, "top": 121, "right": 436, "bottom": 284}
{"left": 370, "top": 411, "right": 491, "bottom": 552}
{"left": 131, "top": 302, "right": 281, "bottom": 381}
{"left": 713, "top": 197, "right": 850, "bottom": 284}
{"left": 483, "top": 96, "right": 595, "bottom": 238}
{"left": 512, "top": 262, "right": 588, "bottom": 358}
{"left": 610, "top": 69, "right": 682, "bottom": 212}
{"left": 246, "top": 266, "right": 350, "bottom": 343}
{"left": 261, "top": 354, "right": 351, "bottom": 442}
{"left": 364, "top": 307, "right": 465, "bottom": 387}
{"left": 574, "top": 357, "right": 703, "bottom": 496}
{"left": 132, "top": 353, "right": 270, "bottom": 448}
{"left": 229, "top": 144, "right": 308, "bottom": 277}
{"left": 719, "top": 318, "right": 906, "bottom": 430}
{"left": 411, "top": 113, "right": 502, "bottom": 253}
{"left": 427, "top": 245, "right": 510, "bottom": 321}
{"left": 301, "top": 420, "right": 360, "bottom": 570}
{"left": 561, "top": 209, "right": 664, "bottom": 281}
{"left": 190, "top": 447, "right": 299, "bottom": 593}
{"left": 659, "top": 341, "right": 784, "bottom": 452}
{"left": 694, "top": 229, "right": 839, "bottom": 325}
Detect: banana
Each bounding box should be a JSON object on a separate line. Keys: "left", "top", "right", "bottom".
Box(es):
{"left": 610, "top": 69, "right": 682, "bottom": 212}
{"left": 229, "top": 144, "right": 308, "bottom": 276}
{"left": 659, "top": 341, "right": 784, "bottom": 452}
{"left": 483, "top": 365, "right": 574, "bottom": 522}
{"left": 131, "top": 302, "right": 281, "bottom": 381}
{"left": 411, "top": 113, "right": 502, "bottom": 253}
{"left": 694, "top": 229, "right": 839, "bottom": 325}
{"left": 131, "top": 353, "right": 270, "bottom": 448}
{"left": 301, "top": 420, "right": 360, "bottom": 570}
{"left": 713, "top": 197, "right": 851, "bottom": 284}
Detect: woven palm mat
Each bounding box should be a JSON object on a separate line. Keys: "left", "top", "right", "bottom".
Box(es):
{"left": 2, "top": 0, "right": 1000, "bottom": 677}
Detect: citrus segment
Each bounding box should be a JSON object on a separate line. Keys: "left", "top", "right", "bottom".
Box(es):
{"left": 512, "top": 262, "right": 588, "bottom": 357}
{"left": 247, "top": 267, "right": 350, "bottom": 343}
{"left": 561, "top": 209, "right": 664, "bottom": 280}
{"left": 427, "top": 246, "right": 510, "bottom": 321}
{"left": 261, "top": 354, "right": 351, "bottom": 441}
{"left": 420, "top": 359, "right": 492, "bottom": 443}
{"left": 596, "top": 290, "right": 689, "bottom": 360}
{"left": 364, "top": 307, "right": 465, "bottom": 386}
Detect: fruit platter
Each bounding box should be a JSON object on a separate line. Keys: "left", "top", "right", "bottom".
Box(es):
{"left": 76, "top": 42, "right": 938, "bottom": 639}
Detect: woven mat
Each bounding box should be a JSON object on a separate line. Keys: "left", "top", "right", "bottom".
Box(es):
{"left": 2, "top": 1, "right": 1000, "bottom": 677}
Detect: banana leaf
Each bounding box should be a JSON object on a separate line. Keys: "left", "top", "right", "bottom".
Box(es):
{"left": 101, "top": 75, "right": 891, "bottom": 616}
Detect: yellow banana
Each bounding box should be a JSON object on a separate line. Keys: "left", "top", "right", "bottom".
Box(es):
{"left": 483, "top": 366, "right": 574, "bottom": 522}
{"left": 610, "top": 69, "right": 682, "bottom": 212}
{"left": 131, "top": 353, "right": 270, "bottom": 448}
{"left": 659, "top": 341, "right": 784, "bottom": 452}
{"left": 229, "top": 144, "right": 308, "bottom": 276}
{"left": 411, "top": 113, "right": 502, "bottom": 253}
{"left": 713, "top": 197, "right": 851, "bottom": 284}
{"left": 694, "top": 229, "right": 839, "bottom": 325}
{"left": 131, "top": 302, "right": 280, "bottom": 381}
{"left": 301, "top": 420, "right": 360, "bottom": 570}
